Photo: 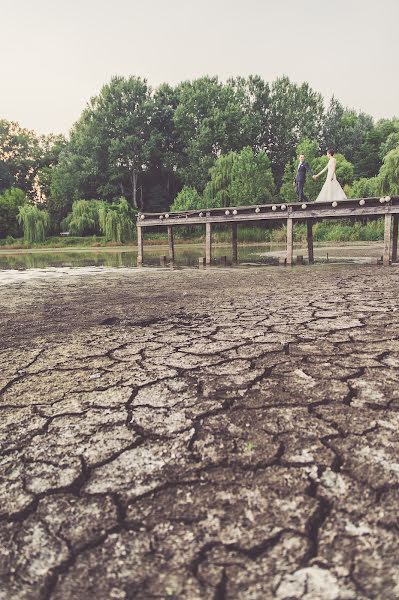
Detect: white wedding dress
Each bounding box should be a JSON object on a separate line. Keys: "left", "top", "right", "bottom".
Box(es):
{"left": 315, "top": 158, "right": 347, "bottom": 202}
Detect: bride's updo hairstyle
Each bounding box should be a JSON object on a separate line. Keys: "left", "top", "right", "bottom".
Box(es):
{"left": 327, "top": 149, "right": 335, "bottom": 156}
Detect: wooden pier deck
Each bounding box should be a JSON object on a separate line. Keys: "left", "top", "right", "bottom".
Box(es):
{"left": 136, "top": 196, "right": 399, "bottom": 267}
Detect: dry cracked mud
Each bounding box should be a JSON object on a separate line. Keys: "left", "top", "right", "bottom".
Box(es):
{"left": 1, "top": 264, "right": 399, "bottom": 600}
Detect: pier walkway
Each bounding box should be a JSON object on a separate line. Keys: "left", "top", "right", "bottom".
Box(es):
{"left": 137, "top": 196, "right": 399, "bottom": 267}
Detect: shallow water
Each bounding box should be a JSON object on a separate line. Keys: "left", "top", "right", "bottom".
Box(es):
{"left": 0, "top": 241, "right": 384, "bottom": 270}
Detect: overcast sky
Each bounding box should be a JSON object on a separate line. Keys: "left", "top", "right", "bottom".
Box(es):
{"left": 2, "top": 0, "right": 398, "bottom": 135}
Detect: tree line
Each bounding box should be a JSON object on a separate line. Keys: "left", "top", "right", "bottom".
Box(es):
{"left": 1, "top": 75, "right": 399, "bottom": 242}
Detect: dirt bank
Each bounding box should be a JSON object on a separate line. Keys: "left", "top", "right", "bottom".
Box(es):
{"left": 1, "top": 264, "right": 399, "bottom": 599}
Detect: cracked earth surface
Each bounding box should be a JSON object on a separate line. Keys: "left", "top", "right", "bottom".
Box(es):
{"left": 1, "top": 264, "right": 399, "bottom": 600}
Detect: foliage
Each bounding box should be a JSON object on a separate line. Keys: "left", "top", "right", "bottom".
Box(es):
{"left": 51, "top": 76, "right": 156, "bottom": 211}
{"left": 203, "top": 152, "right": 237, "bottom": 207}
{"left": 379, "top": 131, "right": 399, "bottom": 160}
{"left": 173, "top": 76, "right": 248, "bottom": 191}
{"left": 379, "top": 147, "right": 399, "bottom": 195}
{"left": 98, "top": 197, "right": 135, "bottom": 242}
{"left": 170, "top": 187, "right": 204, "bottom": 212}
{"left": 0, "top": 188, "right": 27, "bottom": 238}
{"left": 61, "top": 200, "right": 105, "bottom": 235}
{"left": 202, "top": 147, "right": 275, "bottom": 208}
{"left": 3, "top": 75, "right": 399, "bottom": 238}
{"left": 347, "top": 177, "right": 381, "bottom": 198}
{"left": 0, "top": 120, "right": 42, "bottom": 197}
{"left": 229, "top": 147, "right": 276, "bottom": 205}
{"left": 18, "top": 204, "right": 49, "bottom": 243}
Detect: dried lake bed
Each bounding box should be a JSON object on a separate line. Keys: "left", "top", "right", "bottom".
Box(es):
{"left": 1, "top": 264, "right": 399, "bottom": 599}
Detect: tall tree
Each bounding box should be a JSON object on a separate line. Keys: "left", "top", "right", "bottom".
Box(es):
{"left": 0, "top": 188, "right": 27, "bottom": 238}
{"left": 267, "top": 78, "right": 324, "bottom": 186}
{"left": 51, "top": 76, "right": 157, "bottom": 212}
{"left": 173, "top": 77, "right": 247, "bottom": 190}
{"left": 0, "top": 120, "right": 42, "bottom": 197}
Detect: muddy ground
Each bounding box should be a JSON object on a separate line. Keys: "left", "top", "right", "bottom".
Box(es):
{"left": 1, "top": 264, "right": 399, "bottom": 600}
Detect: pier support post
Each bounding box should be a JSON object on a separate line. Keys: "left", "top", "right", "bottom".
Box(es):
{"left": 392, "top": 215, "right": 398, "bottom": 263}
{"left": 167, "top": 226, "right": 175, "bottom": 263}
{"left": 307, "top": 220, "right": 314, "bottom": 264}
{"left": 287, "top": 218, "right": 294, "bottom": 266}
{"left": 206, "top": 222, "right": 212, "bottom": 265}
{"left": 383, "top": 213, "right": 392, "bottom": 266}
{"left": 231, "top": 223, "right": 238, "bottom": 265}
{"left": 137, "top": 226, "right": 143, "bottom": 267}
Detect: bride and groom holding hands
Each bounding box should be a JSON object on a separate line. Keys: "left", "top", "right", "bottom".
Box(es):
{"left": 294, "top": 149, "right": 347, "bottom": 203}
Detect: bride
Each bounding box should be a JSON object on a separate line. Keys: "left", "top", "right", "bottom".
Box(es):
{"left": 314, "top": 149, "right": 347, "bottom": 202}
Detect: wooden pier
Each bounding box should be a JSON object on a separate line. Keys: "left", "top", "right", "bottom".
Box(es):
{"left": 136, "top": 196, "right": 399, "bottom": 267}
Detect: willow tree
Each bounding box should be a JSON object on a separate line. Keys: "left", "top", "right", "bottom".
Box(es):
{"left": 379, "top": 147, "right": 399, "bottom": 195}
{"left": 99, "top": 198, "right": 135, "bottom": 242}
{"left": 18, "top": 205, "right": 49, "bottom": 243}
{"left": 202, "top": 147, "right": 276, "bottom": 208}
{"left": 61, "top": 199, "right": 104, "bottom": 235}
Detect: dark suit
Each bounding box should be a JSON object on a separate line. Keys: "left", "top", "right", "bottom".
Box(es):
{"left": 294, "top": 161, "right": 313, "bottom": 202}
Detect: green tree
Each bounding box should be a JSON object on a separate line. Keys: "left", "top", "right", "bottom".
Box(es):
{"left": 173, "top": 76, "right": 247, "bottom": 190}
{"left": 0, "top": 120, "right": 42, "bottom": 197}
{"left": 61, "top": 199, "right": 105, "bottom": 235}
{"left": 51, "top": 76, "right": 157, "bottom": 212}
{"left": 347, "top": 177, "right": 381, "bottom": 198}
{"left": 18, "top": 204, "right": 49, "bottom": 243}
{"left": 379, "top": 131, "right": 399, "bottom": 160}
{"left": 202, "top": 147, "right": 275, "bottom": 208}
{"left": 148, "top": 83, "right": 183, "bottom": 207}
{"left": 322, "top": 98, "right": 378, "bottom": 177}
{"left": 203, "top": 152, "right": 236, "bottom": 207}
{"left": 98, "top": 197, "right": 135, "bottom": 242}
{"left": 0, "top": 188, "right": 27, "bottom": 238}
{"left": 227, "top": 75, "right": 271, "bottom": 152}
{"left": 379, "top": 147, "right": 399, "bottom": 195}
{"left": 170, "top": 187, "right": 204, "bottom": 211}
{"left": 229, "top": 147, "right": 276, "bottom": 205}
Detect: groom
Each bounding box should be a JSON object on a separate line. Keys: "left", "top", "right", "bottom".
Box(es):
{"left": 294, "top": 154, "right": 316, "bottom": 202}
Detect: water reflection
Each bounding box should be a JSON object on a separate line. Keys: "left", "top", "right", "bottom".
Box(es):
{"left": 0, "top": 242, "right": 384, "bottom": 271}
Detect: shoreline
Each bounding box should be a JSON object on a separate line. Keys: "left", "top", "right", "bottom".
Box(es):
{"left": 0, "top": 239, "right": 384, "bottom": 256}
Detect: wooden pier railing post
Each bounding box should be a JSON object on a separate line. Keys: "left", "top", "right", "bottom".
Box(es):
{"left": 307, "top": 220, "right": 314, "bottom": 264}
{"left": 392, "top": 215, "right": 398, "bottom": 263}
{"left": 137, "top": 226, "right": 143, "bottom": 267}
{"left": 167, "top": 225, "right": 175, "bottom": 263}
{"left": 206, "top": 222, "right": 212, "bottom": 265}
{"left": 231, "top": 223, "right": 238, "bottom": 264}
{"left": 287, "top": 218, "right": 294, "bottom": 266}
{"left": 383, "top": 213, "right": 392, "bottom": 266}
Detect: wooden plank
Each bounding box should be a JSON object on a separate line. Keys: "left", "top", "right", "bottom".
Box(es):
{"left": 287, "top": 218, "right": 294, "bottom": 266}
{"left": 392, "top": 215, "right": 398, "bottom": 263}
{"left": 137, "top": 196, "right": 399, "bottom": 218}
{"left": 307, "top": 220, "right": 314, "bottom": 264}
{"left": 139, "top": 205, "right": 399, "bottom": 228}
{"left": 383, "top": 213, "right": 392, "bottom": 266}
{"left": 137, "top": 225, "right": 143, "bottom": 267}
{"left": 206, "top": 222, "right": 212, "bottom": 265}
{"left": 231, "top": 223, "right": 238, "bottom": 264}
{"left": 167, "top": 226, "right": 175, "bottom": 262}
